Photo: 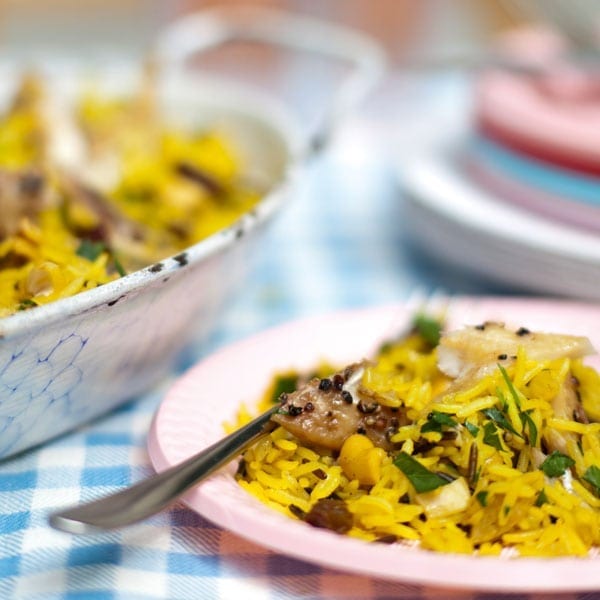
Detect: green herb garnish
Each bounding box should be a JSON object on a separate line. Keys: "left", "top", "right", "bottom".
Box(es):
{"left": 482, "top": 421, "right": 503, "bottom": 451}
{"left": 270, "top": 374, "right": 299, "bottom": 404}
{"left": 420, "top": 410, "right": 458, "bottom": 434}
{"left": 583, "top": 465, "right": 600, "bottom": 496}
{"left": 112, "top": 255, "right": 126, "bottom": 277}
{"left": 393, "top": 451, "right": 450, "bottom": 493}
{"left": 464, "top": 421, "right": 479, "bottom": 437}
{"left": 540, "top": 451, "right": 575, "bottom": 478}
{"left": 483, "top": 407, "right": 523, "bottom": 438}
{"left": 519, "top": 410, "right": 538, "bottom": 447}
{"left": 535, "top": 489, "right": 548, "bottom": 507}
{"left": 476, "top": 490, "right": 488, "bottom": 506}
{"left": 76, "top": 239, "right": 106, "bottom": 262}
{"left": 498, "top": 364, "right": 522, "bottom": 409}
{"left": 17, "top": 298, "right": 37, "bottom": 311}
{"left": 413, "top": 314, "right": 442, "bottom": 347}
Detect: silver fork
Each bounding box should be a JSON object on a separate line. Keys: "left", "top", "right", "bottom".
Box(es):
{"left": 49, "top": 405, "right": 279, "bottom": 534}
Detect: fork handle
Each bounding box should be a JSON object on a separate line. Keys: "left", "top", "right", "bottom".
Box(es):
{"left": 48, "top": 406, "right": 279, "bottom": 534}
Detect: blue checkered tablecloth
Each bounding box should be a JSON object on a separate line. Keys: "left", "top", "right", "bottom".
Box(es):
{"left": 1, "top": 118, "right": 596, "bottom": 600}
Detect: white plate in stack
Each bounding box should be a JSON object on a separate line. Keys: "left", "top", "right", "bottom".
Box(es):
{"left": 401, "top": 149, "right": 600, "bottom": 299}
{"left": 399, "top": 27, "right": 600, "bottom": 300}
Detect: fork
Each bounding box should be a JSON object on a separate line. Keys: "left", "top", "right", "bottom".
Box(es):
{"left": 49, "top": 405, "right": 279, "bottom": 534}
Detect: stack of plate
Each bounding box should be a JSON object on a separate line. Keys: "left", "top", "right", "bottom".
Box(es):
{"left": 400, "top": 29, "right": 600, "bottom": 299}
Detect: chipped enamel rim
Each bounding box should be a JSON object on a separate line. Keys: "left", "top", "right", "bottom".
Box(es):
{"left": 0, "top": 76, "right": 303, "bottom": 340}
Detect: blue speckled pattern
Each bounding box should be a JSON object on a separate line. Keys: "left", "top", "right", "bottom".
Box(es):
{"left": 0, "top": 332, "right": 86, "bottom": 456}
{"left": 0, "top": 137, "right": 582, "bottom": 600}
{"left": 0, "top": 233, "right": 254, "bottom": 459}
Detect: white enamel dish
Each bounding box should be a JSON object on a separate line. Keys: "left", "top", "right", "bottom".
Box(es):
{"left": 0, "top": 8, "right": 384, "bottom": 459}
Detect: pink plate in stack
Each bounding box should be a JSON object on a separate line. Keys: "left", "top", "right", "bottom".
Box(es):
{"left": 400, "top": 28, "right": 600, "bottom": 298}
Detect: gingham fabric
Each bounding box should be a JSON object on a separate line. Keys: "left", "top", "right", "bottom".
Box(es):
{"left": 1, "top": 125, "right": 595, "bottom": 600}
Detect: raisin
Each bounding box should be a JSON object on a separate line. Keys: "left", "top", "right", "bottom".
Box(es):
{"left": 304, "top": 499, "right": 353, "bottom": 533}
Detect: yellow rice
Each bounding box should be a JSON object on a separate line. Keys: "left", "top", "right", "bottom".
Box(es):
{"left": 234, "top": 328, "right": 600, "bottom": 557}
{"left": 0, "top": 74, "right": 260, "bottom": 317}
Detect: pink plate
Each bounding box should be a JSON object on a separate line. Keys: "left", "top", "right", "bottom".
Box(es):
{"left": 148, "top": 297, "right": 600, "bottom": 592}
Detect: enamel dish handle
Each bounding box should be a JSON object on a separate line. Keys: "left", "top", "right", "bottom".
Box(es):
{"left": 153, "top": 6, "right": 387, "bottom": 158}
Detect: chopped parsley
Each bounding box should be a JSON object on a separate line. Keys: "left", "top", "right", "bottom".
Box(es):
{"left": 76, "top": 239, "right": 106, "bottom": 262}
{"left": 112, "top": 255, "right": 126, "bottom": 277}
{"left": 464, "top": 421, "right": 479, "bottom": 437}
{"left": 498, "top": 364, "right": 522, "bottom": 409}
{"left": 393, "top": 451, "right": 450, "bottom": 493}
{"left": 535, "top": 489, "right": 548, "bottom": 507}
{"left": 76, "top": 240, "right": 126, "bottom": 277}
{"left": 420, "top": 410, "right": 458, "bottom": 434}
{"left": 483, "top": 407, "right": 522, "bottom": 438}
{"left": 540, "top": 451, "right": 575, "bottom": 478}
{"left": 17, "top": 298, "right": 37, "bottom": 311}
{"left": 519, "top": 410, "right": 538, "bottom": 447}
{"left": 270, "top": 374, "right": 299, "bottom": 404}
{"left": 413, "top": 314, "right": 442, "bottom": 347}
{"left": 583, "top": 465, "right": 600, "bottom": 496}
{"left": 476, "top": 490, "right": 488, "bottom": 507}
{"left": 482, "top": 421, "right": 503, "bottom": 451}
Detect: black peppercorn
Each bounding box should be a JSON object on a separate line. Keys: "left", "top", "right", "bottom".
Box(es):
{"left": 318, "top": 378, "right": 332, "bottom": 391}
{"left": 341, "top": 390, "right": 353, "bottom": 404}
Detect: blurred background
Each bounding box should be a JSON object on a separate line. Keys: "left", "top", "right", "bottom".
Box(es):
{"left": 0, "top": 0, "right": 521, "bottom": 61}
{"left": 0, "top": 0, "right": 534, "bottom": 198}
{"left": 0, "top": 0, "right": 516, "bottom": 164}
{"left": 0, "top": 1, "right": 517, "bottom": 111}
{"left": 0, "top": 1, "right": 559, "bottom": 173}
{"left": 0, "top": 0, "right": 598, "bottom": 299}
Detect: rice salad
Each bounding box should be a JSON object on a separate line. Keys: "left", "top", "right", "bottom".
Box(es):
{"left": 0, "top": 72, "right": 260, "bottom": 317}
{"left": 233, "top": 317, "right": 600, "bottom": 557}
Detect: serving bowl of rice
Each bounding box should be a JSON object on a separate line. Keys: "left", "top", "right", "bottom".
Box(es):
{"left": 0, "top": 8, "right": 384, "bottom": 459}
